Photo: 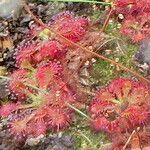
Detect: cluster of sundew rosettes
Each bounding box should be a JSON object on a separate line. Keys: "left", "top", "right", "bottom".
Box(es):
{"left": 88, "top": 78, "right": 150, "bottom": 133}
{"left": 115, "top": 0, "right": 150, "bottom": 42}
{"left": 0, "top": 11, "right": 89, "bottom": 139}
{"left": 15, "top": 40, "right": 67, "bottom": 68}
{"left": 2, "top": 61, "right": 76, "bottom": 139}
{"left": 30, "top": 11, "right": 89, "bottom": 43}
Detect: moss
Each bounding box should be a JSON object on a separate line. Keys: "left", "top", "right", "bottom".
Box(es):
{"left": 90, "top": 26, "right": 140, "bottom": 86}
{"left": 91, "top": 59, "right": 115, "bottom": 85}
{"left": 71, "top": 127, "right": 108, "bottom": 150}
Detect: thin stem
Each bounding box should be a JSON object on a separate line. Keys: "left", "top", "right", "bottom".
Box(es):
{"left": 123, "top": 130, "right": 136, "bottom": 150}
{"left": 100, "top": 7, "right": 113, "bottom": 33}
{"left": 66, "top": 102, "right": 92, "bottom": 120}
{"left": 96, "top": 38, "right": 116, "bottom": 51}
{"left": 76, "top": 130, "right": 95, "bottom": 148}
{"left": 135, "top": 127, "right": 143, "bottom": 150}
{"left": 18, "top": 104, "right": 34, "bottom": 109}
{"left": 25, "top": 83, "right": 48, "bottom": 94}
{"left": 42, "top": 0, "right": 112, "bottom": 5}
{"left": 23, "top": 2, "right": 150, "bottom": 84}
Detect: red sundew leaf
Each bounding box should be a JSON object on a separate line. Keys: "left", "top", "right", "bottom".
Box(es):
{"left": 50, "top": 11, "right": 89, "bottom": 43}
{"left": 91, "top": 116, "right": 121, "bottom": 133}
{"left": 45, "top": 89, "right": 75, "bottom": 108}
{"left": 121, "top": 105, "right": 149, "bottom": 127}
{"left": 53, "top": 20, "right": 86, "bottom": 42}
{"left": 108, "top": 78, "right": 133, "bottom": 100}
{"left": 0, "top": 103, "right": 20, "bottom": 117}
{"left": 33, "top": 107, "right": 49, "bottom": 121}
{"left": 39, "top": 77, "right": 76, "bottom": 108}
{"left": 116, "top": 0, "right": 136, "bottom": 6}
{"left": 88, "top": 78, "right": 150, "bottom": 134}
{"left": 16, "top": 42, "right": 40, "bottom": 68}
{"left": 88, "top": 99, "right": 113, "bottom": 117}
{"left": 16, "top": 40, "right": 67, "bottom": 68}
{"left": 51, "top": 11, "right": 74, "bottom": 22}
{"left": 95, "top": 88, "right": 115, "bottom": 102}
{"left": 91, "top": 116, "right": 109, "bottom": 132}
{"left": 32, "top": 51, "right": 43, "bottom": 64}
{"left": 9, "top": 119, "right": 29, "bottom": 140}
{"left": 115, "top": 0, "right": 150, "bottom": 42}
{"left": 47, "top": 108, "right": 72, "bottom": 131}
{"left": 120, "top": 13, "right": 150, "bottom": 42}
{"left": 115, "top": 0, "right": 150, "bottom": 15}
{"left": 8, "top": 69, "right": 30, "bottom": 100}
{"left": 40, "top": 40, "right": 67, "bottom": 59}
{"left": 36, "top": 62, "right": 62, "bottom": 89}
{"left": 129, "top": 85, "right": 150, "bottom": 105}
{"left": 136, "top": 0, "right": 150, "bottom": 10}
{"left": 21, "top": 104, "right": 73, "bottom": 136}
{"left": 107, "top": 119, "right": 122, "bottom": 133}
{"left": 29, "top": 120, "right": 47, "bottom": 136}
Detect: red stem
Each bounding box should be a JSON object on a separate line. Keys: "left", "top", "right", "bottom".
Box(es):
{"left": 23, "top": 1, "right": 150, "bottom": 84}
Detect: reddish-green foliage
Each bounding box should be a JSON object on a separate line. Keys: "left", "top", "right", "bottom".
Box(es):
{"left": 120, "top": 13, "right": 150, "bottom": 42}
{"left": 16, "top": 42, "right": 40, "bottom": 68}
{"left": 49, "top": 11, "right": 89, "bottom": 43}
{"left": 122, "top": 105, "right": 149, "bottom": 126}
{"left": 0, "top": 103, "right": 20, "bottom": 117}
{"left": 115, "top": 0, "right": 150, "bottom": 42}
{"left": 8, "top": 69, "right": 30, "bottom": 99}
{"left": 115, "top": 0, "right": 150, "bottom": 17}
{"left": 88, "top": 78, "right": 150, "bottom": 133}
{"left": 36, "top": 62, "right": 62, "bottom": 89}
{"left": 47, "top": 107, "right": 72, "bottom": 131}
{"left": 4, "top": 67, "right": 76, "bottom": 139}
{"left": 0, "top": 9, "right": 150, "bottom": 144}
{"left": 30, "top": 11, "right": 89, "bottom": 44}
{"left": 16, "top": 40, "right": 66, "bottom": 68}
{"left": 40, "top": 40, "right": 66, "bottom": 59}
{"left": 0, "top": 11, "right": 89, "bottom": 139}
{"left": 45, "top": 84, "right": 76, "bottom": 108}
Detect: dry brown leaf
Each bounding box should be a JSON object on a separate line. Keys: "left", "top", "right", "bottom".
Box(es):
{"left": 1, "top": 36, "right": 13, "bottom": 49}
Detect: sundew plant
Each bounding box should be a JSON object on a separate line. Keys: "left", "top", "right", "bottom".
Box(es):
{"left": 0, "top": 0, "right": 150, "bottom": 149}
